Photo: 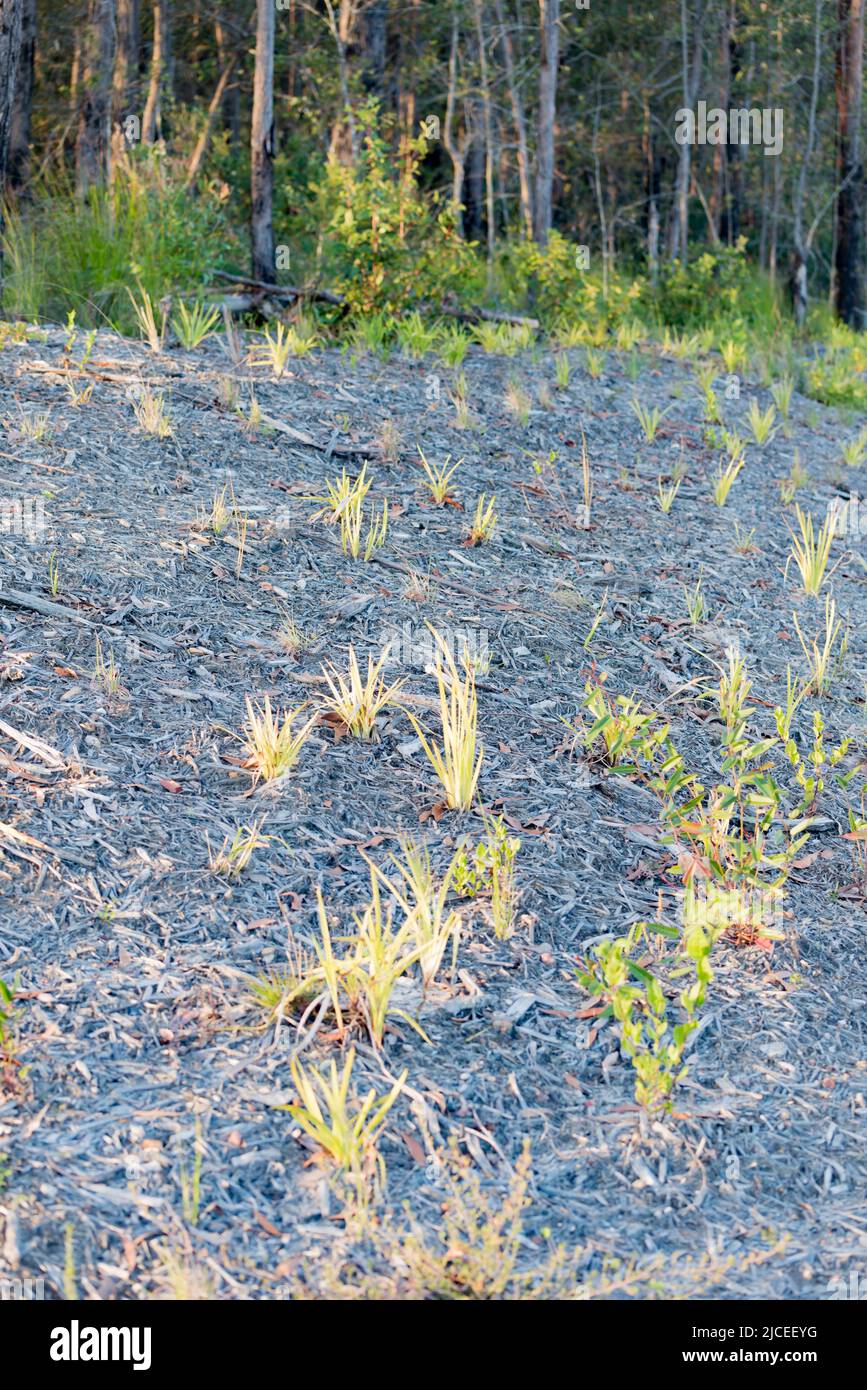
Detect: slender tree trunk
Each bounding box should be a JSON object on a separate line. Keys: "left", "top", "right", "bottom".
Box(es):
{"left": 533, "top": 0, "right": 559, "bottom": 247}
{"left": 670, "top": 0, "right": 690, "bottom": 261}
{"left": 768, "top": 16, "right": 782, "bottom": 281}
{"left": 113, "top": 0, "right": 139, "bottom": 110}
{"left": 791, "top": 0, "right": 824, "bottom": 325}
{"left": 709, "top": 0, "right": 740, "bottom": 245}
{"left": 363, "top": 0, "right": 387, "bottom": 97}
{"left": 669, "top": 0, "right": 706, "bottom": 262}
{"left": 648, "top": 193, "right": 660, "bottom": 283}
{"left": 494, "top": 0, "right": 533, "bottom": 239}
{"left": 443, "top": 7, "right": 468, "bottom": 225}
{"left": 834, "top": 0, "right": 865, "bottom": 326}
{"left": 215, "top": 17, "right": 240, "bottom": 150}
{"left": 473, "top": 0, "right": 496, "bottom": 285}
{"left": 759, "top": 31, "right": 773, "bottom": 266}
{"left": 8, "top": 0, "right": 34, "bottom": 189}
{"left": 162, "top": 0, "right": 174, "bottom": 110}
{"left": 708, "top": 6, "right": 726, "bottom": 236}
{"left": 75, "top": 0, "right": 116, "bottom": 194}
{"left": 606, "top": 155, "right": 617, "bottom": 271}
{"left": 286, "top": 0, "right": 298, "bottom": 100}
{"left": 592, "top": 87, "right": 608, "bottom": 296}
{"left": 721, "top": 1, "right": 742, "bottom": 244}
{"left": 399, "top": 81, "right": 416, "bottom": 221}
{"left": 185, "top": 53, "right": 237, "bottom": 187}
{"left": 251, "top": 0, "right": 275, "bottom": 283}
{"left": 405, "top": 0, "right": 422, "bottom": 187}
{"left": 325, "top": 0, "right": 357, "bottom": 165}
{"left": 0, "top": 0, "right": 23, "bottom": 193}
{"left": 110, "top": 0, "right": 139, "bottom": 176}
{"left": 113, "top": 0, "right": 140, "bottom": 118}
{"left": 69, "top": 35, "right": 81, "bottom": 117}
{"left": 465, "top": 104, "right": 485, "bottom": 241}
{"left": 643, "top": 97, "right": 660, "bottom": 283}
{"left": 141, "top": 0, "right": 166, "bottom": 144}
{"left": 759, "top": 138, "right": 768, "bottom": 267}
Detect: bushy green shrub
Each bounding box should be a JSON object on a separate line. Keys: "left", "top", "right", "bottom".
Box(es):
{"left": 647, "top": 240, "right": 773, "bottom": 329}
{"left": 2, "top": 149, "right": 234, "bottom": 330}
{"left": 309, "top": 103, "right": 478, "bottom": 317}
{"left": 497, "top": 230, "right": 643, "bottom": 330}
{"left": 803, "top": 352, "right": 867, "bottom": 410}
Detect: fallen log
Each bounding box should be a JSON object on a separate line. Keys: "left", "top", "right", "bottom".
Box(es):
{"left": 211, "top": 274, "right": 539, "bottom": 328}
{"left": 258, "top": 413, "right": 383, "bottom": 459}
{"left": 0, "top": 587, "right": 175, "bottom": 651}
{"left": 437, "top": 304, "right": 540, "bottom": 329}
{"left": 212, "top": 270, "right": 346, "bottom": 307}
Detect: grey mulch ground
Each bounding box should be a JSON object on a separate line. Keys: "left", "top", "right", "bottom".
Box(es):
{"left": 0, "top": 322, "right": 865, "bottom": 1299}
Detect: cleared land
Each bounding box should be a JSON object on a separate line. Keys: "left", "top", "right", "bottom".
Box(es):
{"left": 0, "top": 325, "right": 865, "bottom": 1299}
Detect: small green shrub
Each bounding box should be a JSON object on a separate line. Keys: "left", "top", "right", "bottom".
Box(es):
{"left": 0, "top": 976, "right": 23, "bottom": 1094}
{"left": 578, "top": 906, "right": 707, "bottom": 1112}
{"left": 1, "top": 152, "right": 233, "bottom": 329}
{"left": 498, "top": 230, "right": 643, "bottom": 329}
{"left": 578, "top": 654, "right": 850, "bottom": 1108}
{"left": 647, "top": 241, "right": 774, "bottom": 330}
{"left": 804, "top": 353, "right": 867, "bottom": 411}
{"left": 310, "top": 102, "right": 476, "bottom": 317}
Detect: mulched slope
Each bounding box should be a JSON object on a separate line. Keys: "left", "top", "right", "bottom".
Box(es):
{"left": 0, "top": 325, "right": 865, "bottom": 1299}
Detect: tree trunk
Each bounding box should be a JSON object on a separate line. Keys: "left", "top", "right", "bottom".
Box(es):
{"left": 669, "top": 0, "right": 706, "bottom": 262}
{"left": 465, "top": 105, "right": 485, "bottom": 242}
{"left": 834, "top": 0, "right": 865, "bottom": 327}
{"left": 443, "top": 8, "right": 468, "bottom": 226}
{"left": 363, "top": 0, "right": 387, "bottom": 97}
{"left": 791, "top": 250, "right": 809, "bottom": 327}
{"left": 113, "top": 0, "right": 140, "bottom": 118}
{"left": 768, "top": 16, "right": 783, "bottom": 281}
{"left": 643, "top": 97, "right": 661, "bottom": 283}
{"left": 185, "top": 54, "right": 237, "bottom": 188}
{"left": 399, "top": 0, "right": 420, "bottom": 195}
{"left": 325, "top": 0, "right": 357, "bottom": 165}
{"left": 473, "top": 0, "right": 496, "bottom": 285}
{"left": 215, "top": 17, "right": 240, "bottom": 150}
{"left": 286, "top": 0, "right": 299, "bottom": 101}
{"left": 721, "top": 1, "right": 742, "bottom": 244}
{"left": 110, "top": 0, "right": 139, "bottom": 175}
{"left": 7, "top": 0, "right": 34, "bottom": 189}
{"left": 75, "top": 0, "right": 116, "bottom": 195}
{"left": 494, "top": 0, "right": 533, "bottom": 239}
{"left": 592, "top": 86, "right": 608, "bottom": 295}
{"left": 533, "top": 0, "right": 559, "bottom": 247}
{"left": 69, "top": 35, "right": 81, "bottom": 117}
{"left": 791, "top": 0, "right": 825, "bottom": 324}
{"left": 0, "top": 0, "right": 23, "bottom": 193}
{"left": 251, "top": 0, "right": 275, "bottom": 283}
{"left": 141, "top": 0, "right": 166, "bottom": 144}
